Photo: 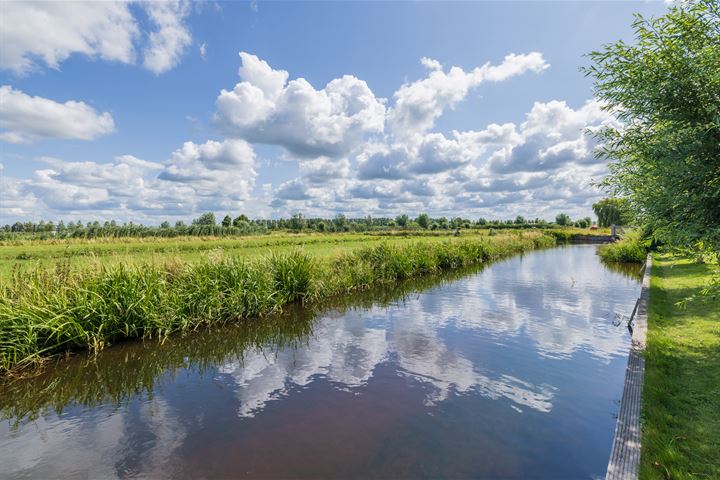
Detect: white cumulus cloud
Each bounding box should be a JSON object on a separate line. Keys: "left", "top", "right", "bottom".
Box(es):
{"left": 159, "top": 139, "right": 257, "bottom": 200}
{"left": 0, "top": 1, "right": 138, "bottom": 74}
{"left": 215, "top": 52, "right": 387, "bottom": 158}
{"left": 387, "top": 52, "right": 548, "bottom": 139}
{"left": 0, "top": 86, "right": 115, "bottom": 143}
{"left": 0, "top": 1, "right": 193, "bottom": 75}
{"left": 4, "top": 139, "right": 257, "bottom": 222}
{"left": 275, "top": 99, "right": 614, "bottom": 219}
{"left": 142, "top": 0, "right": 193, "bottom": 74}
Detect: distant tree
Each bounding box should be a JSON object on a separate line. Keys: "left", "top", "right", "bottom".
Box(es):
{"left": 160, "top": 221, "right": 171, "bottom": 229}
{"left": 175, "top": 220, "right": 186, "bottom": 229}
{"left": 416, "top": 213, "right": 430, "bottom": 229}
{"left": 592, "top": 198, "right": 633, "bottom": 227}
{"left": 232, "top": 214, "right": 249, "bottom": 227}
{"left": 395, "top": 214, "right": 409, "bottom": 227}
{"left": 515, "top": 215, "right": 526, "bottom": 225}
{"left": 555, "top": 213, "right": 572, "bottom": 226}
{"left": 235, "top": 220, "right": 250, "bottom": 231}
{"left": 450, "top": 217, "right": 464, "bottom": 229}
{"left": 289, "top": 213, "right": 306, "bottom": 231}
{"left": 316, "top": 221, "right": 327, "bottom": 232}
{"left": 222, "top": 215, "right": 232, "bottom": 228}
{"left": 477, "top": 217, "right": 487, "bottom": 226}
{"left": 193, "top": 212, "right": 216, "bottom": 226}
{"left": 575, "top": 218, "right": 590, "bottom": 228}
{"left": 333, "top": 214, "right": 347, "bottom": 230}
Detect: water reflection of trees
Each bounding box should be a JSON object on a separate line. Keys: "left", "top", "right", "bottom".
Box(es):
{"left": 599, "top": 259, "right": 644, "bottom": 281}
{"left": 0, "top": 265, "right": 485, "bottom": 425}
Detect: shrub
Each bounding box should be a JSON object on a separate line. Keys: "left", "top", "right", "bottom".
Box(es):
{"left": 598, "top": 230, "right": 648, "bottom": 263}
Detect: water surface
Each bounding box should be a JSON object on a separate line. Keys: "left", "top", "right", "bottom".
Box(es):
{"left": 0, "top": 245, "right": 641, "bottom": 479}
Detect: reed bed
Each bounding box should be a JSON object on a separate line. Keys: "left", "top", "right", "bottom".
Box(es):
{"left": 598, "top": 230, "right": 648, "bottom": 263}
{"left": 0, "top": 232, "right": 554, "bottom": 373}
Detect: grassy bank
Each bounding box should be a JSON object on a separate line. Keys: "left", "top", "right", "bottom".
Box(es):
{"left": 598, "top": 230, "right": 648, "bottom": 263}
{"left": 641, "top": 255, "right": 720, "bottom": 479}
{"left": 0, "top": 264, "right": 487, "bottom": 424}
{"left": 0, "top": 232, "right": 555, "bottom": 373}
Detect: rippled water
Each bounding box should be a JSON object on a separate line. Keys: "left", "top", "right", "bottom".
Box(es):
{"left": 0, "top": 245, "right": 641, "bottom": 479}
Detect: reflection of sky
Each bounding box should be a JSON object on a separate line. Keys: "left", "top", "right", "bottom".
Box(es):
{"left": 0, "top": 245, "right": 639, "bottom": 479}
{"left": 0, "top": 398, "right": 184, "bottom": 479}
{"left": 417, "top": 245, "right": 639, "bottom": 360}
{"left": 216, "top": 245, "right": 637, "bottom": 418}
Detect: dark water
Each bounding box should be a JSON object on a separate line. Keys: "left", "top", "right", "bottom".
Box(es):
{"left": 0, "top": 245, "right": 642, "bottom": 479}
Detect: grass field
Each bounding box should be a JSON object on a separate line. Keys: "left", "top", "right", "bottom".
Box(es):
{"left": 0, "top": 228, "right": 605, "bottom": 280}
{"left": 0, "top": 232, "right": 407, "bottom": 278}
{"left": 641, "top": 255, "right": 720, "bottom": 480}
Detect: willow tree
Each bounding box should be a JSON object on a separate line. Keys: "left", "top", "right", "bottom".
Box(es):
{"left": 592, "top": 198, "right": 633, "bottom": 227}
{"left": 584, "top": 1, "right": 720, "bottom": 257}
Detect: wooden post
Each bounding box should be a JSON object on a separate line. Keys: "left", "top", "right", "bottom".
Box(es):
{"left": 611, "top": 224, "right": 617, "bottom": 241}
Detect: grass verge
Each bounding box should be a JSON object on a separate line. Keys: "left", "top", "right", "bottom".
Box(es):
{"left": 641, "top": 255, "right": 720, "bottom": 479}
{"left": 0, "top": 232, "right": 554, "bottom": 373}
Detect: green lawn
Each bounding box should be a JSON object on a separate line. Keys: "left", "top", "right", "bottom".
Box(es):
{"left": 641, "top": 255, "right": 720, "bottom": 480}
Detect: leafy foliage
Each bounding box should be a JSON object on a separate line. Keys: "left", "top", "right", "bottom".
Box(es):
{"left": 592, "top": 198, "right": 633, "bottom": 227}
{"left": 585, "top": 1, "right": 720, "bottom": 258}
{"left": 555, "top": 213, "right": 572, "bottom": 226}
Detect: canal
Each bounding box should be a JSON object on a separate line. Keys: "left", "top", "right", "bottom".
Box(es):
{"left": 0, "top": 244, "right": 641, "bottom": 479}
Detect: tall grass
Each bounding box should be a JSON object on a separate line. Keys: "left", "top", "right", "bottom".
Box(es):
{"left": 598, "top": 230, "right": 648, "bottom": 263}
{"left": 0, "top": 232, "right": 555, "bottom": 373}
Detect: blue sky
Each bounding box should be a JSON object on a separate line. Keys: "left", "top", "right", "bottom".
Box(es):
{"left": 0, "top": 1, "right": 669, "bottom": 224}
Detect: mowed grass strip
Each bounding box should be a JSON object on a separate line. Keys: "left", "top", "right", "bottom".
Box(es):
{"left": 641, "top": 255, "right": 720, "bottom": 480}
{"left": 0, "top": 232, "right": 555, "bottom": 373}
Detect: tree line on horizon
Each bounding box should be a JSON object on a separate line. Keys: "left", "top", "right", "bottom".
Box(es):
{"left": 1, "top": 210, "right": 605, "bottom": 240}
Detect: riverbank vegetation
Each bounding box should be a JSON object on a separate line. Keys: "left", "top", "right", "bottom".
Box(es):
{"left": 0, "top": 231, "right": 556, "bottom": 373}
{"left": 585, "top": 0, "right": 719, "bottom": 262}
{"left": 598, "top": 230, "right": 648, "bottom": 264}
{"left": 641, "top": 255, "right": 720, "bottom": 480}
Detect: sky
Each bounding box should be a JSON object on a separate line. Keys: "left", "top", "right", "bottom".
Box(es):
{"left": 0, "top": 1, "right": 670, "bottom": 224}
